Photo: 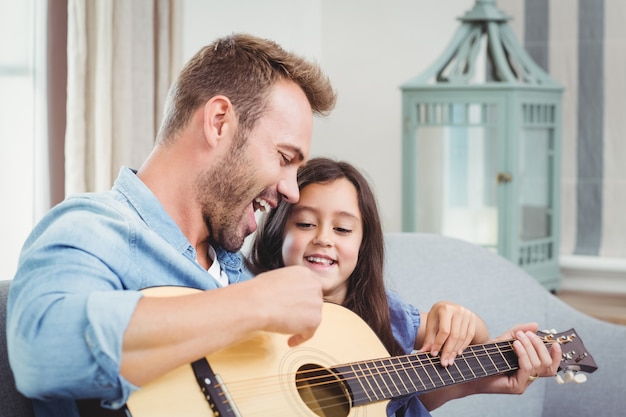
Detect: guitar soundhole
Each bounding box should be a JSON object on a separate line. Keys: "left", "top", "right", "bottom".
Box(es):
{"left": 296, "top": 364, "right": 351, "bottom": 417}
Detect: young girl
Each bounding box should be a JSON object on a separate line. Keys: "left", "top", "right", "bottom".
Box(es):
{"left": 245, "top": 157, "right": 560, "bottom": 416}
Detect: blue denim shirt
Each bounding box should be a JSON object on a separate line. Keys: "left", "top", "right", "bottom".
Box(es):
{"left": 7, "top": 167, "right": 247, "bottom": 417}
{"left": 386, "top": 289, "right": 431, "bottom": 417}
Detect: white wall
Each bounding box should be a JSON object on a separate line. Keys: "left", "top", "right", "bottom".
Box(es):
{"left": 182, "top": 0, "right": 475, "bottom": 232}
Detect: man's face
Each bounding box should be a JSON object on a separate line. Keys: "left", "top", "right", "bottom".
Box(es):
{"left": 197, "top": 80, "right": 313, "bottom": 252}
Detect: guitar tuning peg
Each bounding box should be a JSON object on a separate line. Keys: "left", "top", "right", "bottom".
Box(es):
{"left": 574, "top": 373, "right": 587, "bottom": 384}
{"left": 541, "top": 328, "right": 558, "bottom": 334}
{"left": 564, "top": 370, "right": 575, "bottom": 383}
{"left": 554, "top": 373, "right": 565, "bottom": 384}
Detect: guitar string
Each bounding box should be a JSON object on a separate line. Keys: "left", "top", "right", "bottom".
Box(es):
{"left": 301, "top": 338, "right": 560, "bottom": 393}
{"left": 210, "top": 339, "right": 566, "bottom": 417}
{"left": 212, "top": 340, "right": 540, "bottom": 397}
{"left": 205, "top": 345, "right": 518, "bottom": 416}
{"left": 208, "top": 339, "right": 559, "bottom": 413}
{"left": 224, "top": 340, "right": 532, "bottom": 394}
{"left": 298, "top": 341, "right": 521, "bottom": 398}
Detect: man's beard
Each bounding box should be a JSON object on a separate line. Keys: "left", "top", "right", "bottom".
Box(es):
{"left": 195, "top": 134, "right": 257, "bottom": 252}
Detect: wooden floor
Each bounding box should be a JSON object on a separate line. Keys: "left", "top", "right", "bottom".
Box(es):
{"left": 556, "top": 290, "right": 626, "bottom": 326}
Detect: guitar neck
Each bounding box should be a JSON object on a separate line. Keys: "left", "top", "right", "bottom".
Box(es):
{"left": 333, "top": 340, "right": 518, "bottom": 406}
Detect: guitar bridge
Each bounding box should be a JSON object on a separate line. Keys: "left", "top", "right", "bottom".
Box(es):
{"left": 192, "top": 358, "right": 242, "bottom": 417}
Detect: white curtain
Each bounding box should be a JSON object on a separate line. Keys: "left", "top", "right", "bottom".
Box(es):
{"left": 498, "top": 0, "right": 626, "bottom": 259}
{"left": 65, "top": 0, "right": 181, "bottom": 195}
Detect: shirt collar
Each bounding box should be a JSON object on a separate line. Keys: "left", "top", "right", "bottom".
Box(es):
{"left": 112, "top": 166, "right": 192, "bottom": 255}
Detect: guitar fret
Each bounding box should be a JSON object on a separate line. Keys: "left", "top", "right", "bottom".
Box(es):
{"left": 482, "top": 342, "right": 514, "bottom": 373}
{"left": 445, "top": 361, "right": 465, "bottom": 384}
{"left": 491, "top": 341, "right": 517, "bottom": 372}
{"left": 333, "top": 335, "right": 555, "bottom": 407}
{"left": 399, "top": 355, "right": 434, "bottom": 391}
{"left": 353, "top": 362, "right": 377, "bottom": 403}
{"left": 361, "top": 360, "right": 385, "bottom": 401}
{"left": 331, "top": 363, "right": 363, "bottom": 405}
{"left": 387, "top": 357, "right": 412, "bottom": 396}
{"left": 418, "top": 354, "right": 442, "bottom": 388}
{"left": 419, "top": 354, "right": 456, "bottom": 389}
{"left": 397, "top": 356, "right": 425, "bottom": 392}
{"left": 440, "top": 361, "right": 456, "bottom": 386}
{"left": 459, "top": 353, "right": 477, "bottom": 379}
{"left": 467, "top": 346, "right": 489, "bottom": 377}
{"left": 483, "top": 344, "right": 500, "bottom": 374}
{"left": 378, "top": 358, "right": 402, "bottom": 398}
{"left": 502, "top": 342, "right": 516, "bottom": 370}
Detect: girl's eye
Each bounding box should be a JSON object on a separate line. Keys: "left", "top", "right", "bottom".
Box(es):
{"left": 335, "top": 227, "right": 352, "bottom": 234}
{"left": 296, "top": 222, "right": 314, "bottom": 229}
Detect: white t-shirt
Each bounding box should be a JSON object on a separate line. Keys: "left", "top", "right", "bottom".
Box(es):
{"left": 206, "top": 245, "right": 229, "bottom": 287}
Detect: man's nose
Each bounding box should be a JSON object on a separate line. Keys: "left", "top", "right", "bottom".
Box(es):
{"left": 278, "top": 177, "right": 300, "bottom": 204}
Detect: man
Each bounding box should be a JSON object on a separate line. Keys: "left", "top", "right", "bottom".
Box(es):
{"left": 7, "top": 33, "right": 337, "bottom": 416}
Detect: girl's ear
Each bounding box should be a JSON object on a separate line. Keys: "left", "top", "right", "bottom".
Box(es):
{"left": 202, "top": 95, "right": 235, "bottom": 148}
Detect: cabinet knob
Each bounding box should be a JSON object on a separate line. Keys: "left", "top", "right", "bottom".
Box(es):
{"left": 497, "top": 172, "right": 512, "bottom": 183}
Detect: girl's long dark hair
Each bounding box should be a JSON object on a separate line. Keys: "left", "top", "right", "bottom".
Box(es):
{"left": 246, "top": 157, "right": 405, "bottom": 356}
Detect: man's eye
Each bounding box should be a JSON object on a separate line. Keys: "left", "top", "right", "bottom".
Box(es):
{"left": 280, "top": 153, "right": 292, "bottom": 165}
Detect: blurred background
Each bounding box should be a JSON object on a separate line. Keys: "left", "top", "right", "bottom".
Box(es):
{"left": 1, "top": 0, "right": 624, "bottom": 320}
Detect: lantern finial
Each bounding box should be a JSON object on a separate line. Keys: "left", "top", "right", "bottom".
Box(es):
{"left": 405, "top": 0, "right": 560, "bottom": 87}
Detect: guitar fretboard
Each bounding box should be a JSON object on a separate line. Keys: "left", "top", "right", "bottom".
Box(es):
{"left": 333, "top": 340, "right": 517, "bottom": 405}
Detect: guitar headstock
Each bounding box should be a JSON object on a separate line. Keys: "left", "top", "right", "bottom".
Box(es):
{"left": 538, "top": 328, "right": 598, "bottom": 384}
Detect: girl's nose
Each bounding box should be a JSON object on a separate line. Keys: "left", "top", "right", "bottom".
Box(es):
{"left": 313, "top": 229, "right": 332, "bottom": 247}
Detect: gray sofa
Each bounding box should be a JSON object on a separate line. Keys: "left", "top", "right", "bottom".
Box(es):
{"left": 2, "top": 233, "right": 624, "bottom": 416}
{"left": 1, "top": 279, "right": 35, "bottom": 417}
{"left": 384, "top": 233, "right": 625, "bottom": 417}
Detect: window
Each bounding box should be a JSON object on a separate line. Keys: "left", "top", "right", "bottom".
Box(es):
{"left": 0, "top": 0, "right": 39, "bottom": 280}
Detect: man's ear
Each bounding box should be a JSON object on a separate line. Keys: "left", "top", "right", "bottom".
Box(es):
{"left": 203, "top": 96, "right": 234, "bottom": 148}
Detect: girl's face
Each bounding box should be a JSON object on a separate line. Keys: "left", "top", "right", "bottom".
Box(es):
{"left": 281, "top": 178, "right": 363, "bottom": 304}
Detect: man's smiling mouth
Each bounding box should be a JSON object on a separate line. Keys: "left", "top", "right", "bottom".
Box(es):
{"left": 253, "top": 197, "right": 271, "bottom": 212}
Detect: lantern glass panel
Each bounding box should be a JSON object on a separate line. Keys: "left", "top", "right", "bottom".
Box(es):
{"left": 519, "top": 126, "right": 553, "bottom": 241}
{"left": 415, "top": 103, "right": 499, "bottom": 249}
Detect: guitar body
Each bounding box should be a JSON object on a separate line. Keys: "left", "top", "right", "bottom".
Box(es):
{"left": 126, "top": 286, "right": 391, "bottom": 417}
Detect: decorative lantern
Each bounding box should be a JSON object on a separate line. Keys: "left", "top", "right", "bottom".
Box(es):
{"left": 400, "top": 0, "right": 563, "bottom": 291}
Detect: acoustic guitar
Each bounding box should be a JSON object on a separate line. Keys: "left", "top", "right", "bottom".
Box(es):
{"left": 79, "top": 286, "right": 597, "bottom": 417}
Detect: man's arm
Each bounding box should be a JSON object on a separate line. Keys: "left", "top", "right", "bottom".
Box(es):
{"left": 8, "top": 203, "right": 324, "bottom": 403}
{"left": 120, "top": 266, "right": 324, "bottom": 385}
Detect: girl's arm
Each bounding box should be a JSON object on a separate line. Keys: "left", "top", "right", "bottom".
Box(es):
{"left": 417, "top": 323, "right": 562, "bottom": 411}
